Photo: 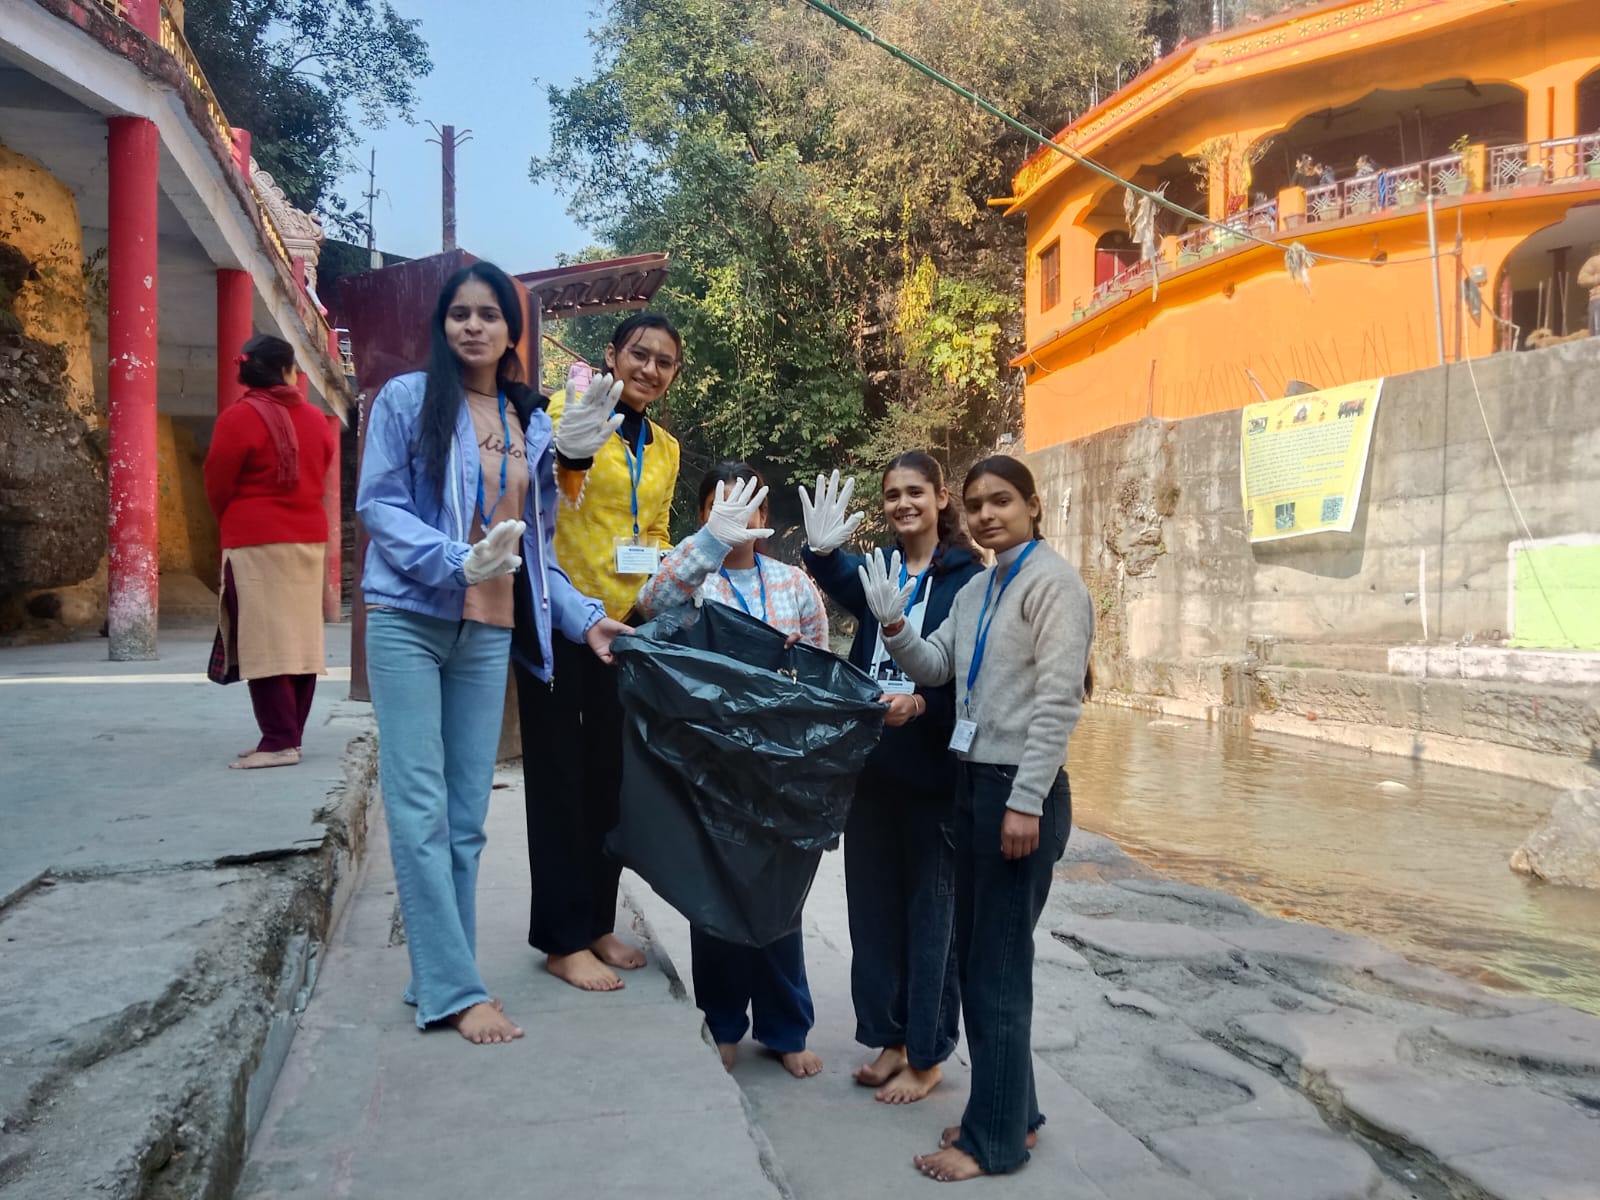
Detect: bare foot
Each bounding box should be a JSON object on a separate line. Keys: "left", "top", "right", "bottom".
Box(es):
{"left": 239, "top": 746, "right": 300, "bottom": 757}
{"left": 854, "top": 1045, "right": 907, "bottom": 1087}
{"left": 443, "top": 1001, "right": 524, "bottom": 1045}
{"left": 590, "top": 933, "right": 647, "bottom": 970}
{"left": 877, "top": 1063, "right": 941, "bottom": 1104}
{"left": 780, "top": 1049, "right": 823, "bottom": 1078}
{"left": 914, "top": 1147, "right": 985, "bottom": 1182}
{"left": 545, "top": 950, "right": 623, "bottom": 992}
{"left": 229, "top": 748, "right": 300, "bottom": 770}
{"left": 718, "top": 1042, "right": 738, "bottom": 1071}
{"left": 940, "top": 1126, "right": 1037, "bottom": 1151}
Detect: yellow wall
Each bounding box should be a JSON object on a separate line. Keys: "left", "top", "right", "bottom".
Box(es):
{"left": 0, "top": 144, "right": 97, "bottom": 425}
{"left": 157, "top": 416, "right": 220, "bottom": 588}
{"left": 1022, "top": 192, "right": 1585, "bottom": 448}
{"left": 1014, "top": 0, "right": 1600, "bottom": 450}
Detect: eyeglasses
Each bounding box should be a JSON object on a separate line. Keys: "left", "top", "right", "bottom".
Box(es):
{"left": 625, "top": 345, "right": 680, "bottom": 373}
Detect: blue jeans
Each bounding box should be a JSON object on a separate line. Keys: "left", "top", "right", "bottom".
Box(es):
{"left": 365, "top": 608, "right": 510, "bottom": 1028}
{"left": 690, "top": 927, "right": 814, "bottom": 1053}
{"left": 844, "top": 767, "right": 959, "bottom": 1070}
{"left": 952, "top": 763, "right": 1072, "bottom": 1174}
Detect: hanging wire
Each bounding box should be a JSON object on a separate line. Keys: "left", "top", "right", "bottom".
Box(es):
{"left": 798, "top": 0, "right": 1446, "bottom": 272}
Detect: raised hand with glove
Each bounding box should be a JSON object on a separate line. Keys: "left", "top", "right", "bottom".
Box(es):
{"left": 462, "top": 518, "right": 526, "bottom": 585}
{"left": 798, "top": 469, "right": 864, "bottom": 554}
{"left": 856, "top": 548, "right": 917, "bottom": 633}
{"left": 553, "top": 371, "right": 626, "bottom": 462}
{"left": 705, "top": 475, "right": 773, "bottom": 549}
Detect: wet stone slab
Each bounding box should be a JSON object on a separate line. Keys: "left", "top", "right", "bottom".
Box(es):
{"left": 1053, "top": 913, "right": 1237, "bottom": 963}
{"left": 1149, "top": 1120, "right": 1386, "bottom": 1200}
{"left": 1432, "top": 1007, "right": 1600, "bottom": 1074}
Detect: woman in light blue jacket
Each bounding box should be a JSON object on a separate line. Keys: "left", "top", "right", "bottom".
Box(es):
{"left": 358, "top": 261, "right": 627, "bottom": 1045}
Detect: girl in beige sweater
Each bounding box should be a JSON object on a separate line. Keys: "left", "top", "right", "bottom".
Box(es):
{"left": 858, "top": 455, "right": 1094, "bottom": 1182}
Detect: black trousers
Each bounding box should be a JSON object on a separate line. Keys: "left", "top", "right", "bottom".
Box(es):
{"left": 513, "top": 634, "right": 625, "bottom": 956}
{"left": 952, "top": 763, "right": 1072, "bottom": 1175}
{"left": 844, "top": 766, "right": 960, "bottom": 1070}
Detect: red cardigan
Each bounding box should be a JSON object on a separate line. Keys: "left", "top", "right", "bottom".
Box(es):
{"left": 204, "top": 390, "right": 337, "bottom": 548}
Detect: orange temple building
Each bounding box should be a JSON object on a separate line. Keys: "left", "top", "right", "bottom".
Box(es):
{"left": 1009, "top": 0, "right": 1600, "bottom": 450}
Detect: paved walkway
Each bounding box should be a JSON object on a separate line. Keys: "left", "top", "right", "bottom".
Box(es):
{"left": 238, "top": 770, "right": 783, "bottom": 1199}
{"left": 0, "top": 624, "right": 360, "bottom": 903}
{"left": 0, "top": 624, "right": 377, "bottom": 1200}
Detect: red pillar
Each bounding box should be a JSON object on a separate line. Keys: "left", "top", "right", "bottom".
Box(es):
{"left": 323, "top": 412, "right": 343, "bottom": 622}
{"left": 107, "top": 116, "right": 161, "bottom": 660}
{"left": 216, "top": 268, "right": 251, "bottom": 413}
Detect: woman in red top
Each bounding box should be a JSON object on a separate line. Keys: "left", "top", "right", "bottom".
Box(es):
{"left": 203, "top": 334, "right": 337, "bottom": 769}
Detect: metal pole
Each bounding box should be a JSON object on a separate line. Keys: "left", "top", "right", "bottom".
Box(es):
{"left": 1426, "top": 194, "right": 1446, "bottom": 366}
{"left": 364, "top": 149, "right": 379, "bottom": 269}
{"left": 441, "top": 124, "right": 457, "bottom": 252}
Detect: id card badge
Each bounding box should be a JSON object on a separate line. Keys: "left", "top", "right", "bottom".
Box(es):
{"left": 949, "top": 719, "right": 977, "bottom": 753}
{"left": 613, "top": 536, "right": 661, "bottom": 575}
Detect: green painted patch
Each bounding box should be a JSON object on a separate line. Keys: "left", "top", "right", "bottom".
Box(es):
{"left": 1511, "top": 544, "right": 1600, "bottom": 650}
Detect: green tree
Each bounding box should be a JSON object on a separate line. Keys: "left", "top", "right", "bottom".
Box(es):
{"left": 534, "top": 0, "right": 1149, "bottom": 502}
{"left": 184, "top": 0, "right": 431, "bottom": 236}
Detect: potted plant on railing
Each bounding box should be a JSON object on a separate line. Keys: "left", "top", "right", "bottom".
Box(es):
{"left": 1395, "top": 177, "right": 1425, "bottom": 206}
{"left": 1443, "top": 136, "right": 1473, "bottom": 195}
{"left": 1586, "top": 145, "right": 1600, "bottom": 180}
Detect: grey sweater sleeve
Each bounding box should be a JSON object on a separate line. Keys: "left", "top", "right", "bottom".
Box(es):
{"left": 1007, "top": 572, "right": 1093, "bottom": 815}
{"left": 882, "top": 602, "right": 959, "bottom": 687}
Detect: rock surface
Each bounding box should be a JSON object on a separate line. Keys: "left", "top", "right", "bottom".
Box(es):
{"left": 1510, "top": 788, "right": 1600, "bottom": 889}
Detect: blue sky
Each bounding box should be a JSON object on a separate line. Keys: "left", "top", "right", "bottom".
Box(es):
{"left": 337, "top": 0, "right": 598, "bottom": 271}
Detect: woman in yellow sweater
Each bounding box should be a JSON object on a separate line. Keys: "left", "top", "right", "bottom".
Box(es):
{"left": 515, "top": 312, "right": 683, "bottom": 992}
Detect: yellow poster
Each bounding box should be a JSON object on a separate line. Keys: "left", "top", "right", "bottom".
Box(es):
{"left": 1240, "top": 378, "right": 1382, "bottom": 543}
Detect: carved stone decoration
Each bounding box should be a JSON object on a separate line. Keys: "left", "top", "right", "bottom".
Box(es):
{"left": 249, "top": 158, "right": 325, "bottom": 289}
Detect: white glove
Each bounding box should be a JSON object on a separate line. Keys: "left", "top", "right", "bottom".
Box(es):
{"left": 799, "top": 469, "right": 865, "bottom": 554}
{"left": 463, "top": 519, "right": 525, "bottom": 585}
{"left": 553, "top": 371, "right": 626, "bottom": 460}
{"left": 857, "top": 548, "right": 915, "bottom": 628}
{"left": 704, "top": 477, "right": 773, "bottom": 549}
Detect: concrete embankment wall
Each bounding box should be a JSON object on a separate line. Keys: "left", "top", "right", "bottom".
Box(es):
{"left": 1028, "top": 338, "right": 1600, "bottom": 783}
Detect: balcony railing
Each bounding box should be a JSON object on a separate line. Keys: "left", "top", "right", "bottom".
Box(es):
{"left": 1303, "top": 153, "right": 1472, "bottom": 225}
{"left": 1489, "top": 135, "right": 1600, "bottom": 191}
{"left": 1054, "top": 135, "right": 1600, "bottom": 335}
{"left": 1090, "top": 257, "right": 1152, "bottom": 308}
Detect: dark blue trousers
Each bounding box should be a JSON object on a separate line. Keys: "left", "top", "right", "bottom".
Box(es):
{"left": 690, "top": 926, "right": 814, "bottom": 1054}
{"left": 952, "top": 763, "right": 1072, "bottom": 1175}
{"left": 844, "top": 767, "right": 960, "bottom": 1069}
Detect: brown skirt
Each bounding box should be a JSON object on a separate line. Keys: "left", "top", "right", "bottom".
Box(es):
{"left": 216, "top": 542, "right": 327, "bottom": 680}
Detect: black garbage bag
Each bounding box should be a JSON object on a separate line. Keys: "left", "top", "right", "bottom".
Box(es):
{"left": 607, "top": 600, "right": 886, "bottom": 947}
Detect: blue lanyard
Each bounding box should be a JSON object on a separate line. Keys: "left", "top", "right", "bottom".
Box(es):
{"left": 475, "top": 390, "right": 510, "bottom": 528}
{"left": 898, "top": 558, "right": 930, "bottom": 617}
{"left": 620, "top": 422, "right": 647, "bottom": 538}
{"left": 965, "top": 541, "right": 1039, "bottom": 708}
{"left": 719, "top": 556, "right": 769, "bottom": 623}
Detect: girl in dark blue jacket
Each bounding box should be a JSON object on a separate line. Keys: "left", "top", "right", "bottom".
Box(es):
{"left": 800, "top": 451, "right": 981, "bottom": 1103}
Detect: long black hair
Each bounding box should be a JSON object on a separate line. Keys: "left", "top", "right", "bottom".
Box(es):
{"left": 882, "top": 449, "right": 973, "bottom": 559}
{"left": 238, "top": 334, "right": 296, "bottom": 389}
{"left": 963, "top": 454, "right": 1093, "bottom": 697}
{"left": 418, "top": 261, "right": 527, "bottom": 499}
{"left": 963, "top": 454, "right": 1044, "bottom": 540}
